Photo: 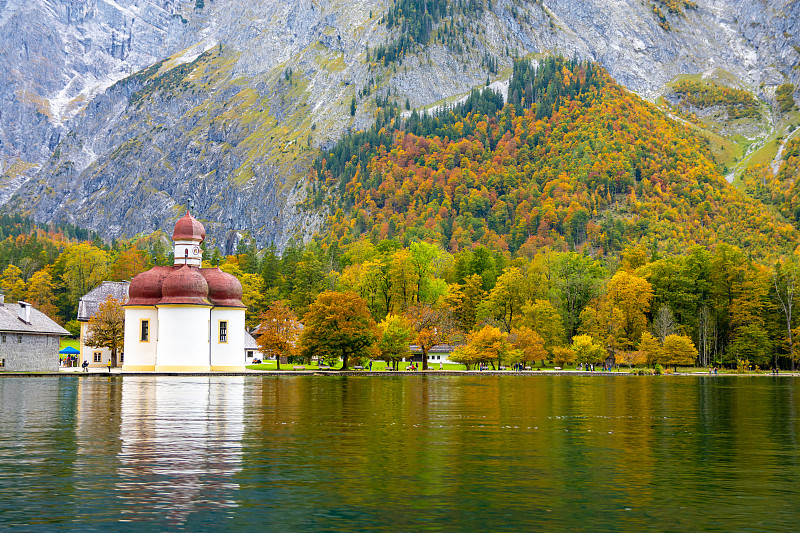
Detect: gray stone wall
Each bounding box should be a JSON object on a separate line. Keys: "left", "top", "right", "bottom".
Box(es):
{"left": 0, "top": 333, "right": 61, "bottom": 372}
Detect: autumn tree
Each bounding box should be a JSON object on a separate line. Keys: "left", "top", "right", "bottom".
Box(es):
{"left": 638, "top": 331, "right": 662, "bottom": 367}
{"left": 25, "top": 270, "right": 58, "bottom": 319}
{"left": 461, "top": 325, "right": 516, "bottom": 369}
{"left": 85, "top": 296, "right": 125, "bottom": 368}
{"left": 61, "top": 243, "right": 111, "bottom": 303}
{"left": 520, "top": 298, "right": 564, "bottom": 349}
{"left": 405, "top": 303, "right": 456, "bottom": 370}
{"left": 508, "top": 326, "right": 547, "bottom": 367}
{"left": 0, "top": 264, "right": 26, "bottom": 301}
{"left": 661, "top": 334, "right": 698, "bottom": 371}
{"left": 551, "top": 346, "right": 576, "bottom": 367}
{"left": 481, "top": 266, "right": 528, "bottom": 333}
{"left": 550, "top": 253, "right": 606, "bottom": 339}
{"left": 773, "top": 256, "right": 798, "bottom": 370}
{"left": 605, "top": 270, "right": 653, "bottom": 349}
{"left": 299, "top": 291, "right": 378, "bottom": 370}
{"left": 257, "top": 300, "right": 302, "bottom": 370}
{"left": 445, "top": 273, "right": 485, "bottom": 333}
{"left": 377, "top": 314, "right": 414, "bottom": 369}
{"left": 571, "top": 334, "right": 605, "bottom": 366}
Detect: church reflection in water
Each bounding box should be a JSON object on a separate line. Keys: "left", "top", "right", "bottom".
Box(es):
{"left": 115, "top": 376, "right": 245, "bottom": 526}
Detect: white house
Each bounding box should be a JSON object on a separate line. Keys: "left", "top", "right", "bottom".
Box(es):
{"left": 122, "top": 212, "right": 246, "bottom": 372}
{"left": 77, "top": 281, "right": 130, "bottom": 368}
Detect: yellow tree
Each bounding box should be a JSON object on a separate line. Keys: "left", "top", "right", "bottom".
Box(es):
{"left": 605, "top": 270, "right": 653, "bottom": 349}
{"left": 0, "top": 264, "right": 25, "bottom": 301}
{"left": 661, "top": 334, "right": 698, "bottom": 371}
{"left": 552, "top": 346, "right": 576, "bottom": 367}
{"left": 638, "top": 331, "right": 662, "bottom": 367}
{"left": 85, "top": 296, "right": 125, "bottom": 367}
{"left": 571, "top": 334, "right": 605, "bottom": 365}
{"left": 26, "top": 270, "right": 58, "bottom": 319}
{"left": 61, "top": 243, "right": 111, "bottom": 303}
{"left": 520, "top": 298, "right": 564, "bottom": 349}
{"left": 257, "top": 300, "right": 302, "bottom": 370}
{"left": 464, "top": 325, "right": 516, "bottom": 369}
{"left": 509, "top": 326, "right": 548, "bottom": 367}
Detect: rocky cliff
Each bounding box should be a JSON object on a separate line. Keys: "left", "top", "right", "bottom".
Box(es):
{"left": 1, "top": 0, "right": 798, "bottom": 252}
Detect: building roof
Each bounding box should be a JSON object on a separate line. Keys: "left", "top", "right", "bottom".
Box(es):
{"left": 409, "top": 344, "right": 456, "bottom": 354}
{"left": 172, "top": 211, "right": 206, "bottom": 243}
{"left": 0, "top": 302, "right": 70, "bottom": 336}
{"left": 244, "top": 330, "right": 258, "bottom": 350}
{"left": 77, "top": 281, "right": 130, "bottom": 321}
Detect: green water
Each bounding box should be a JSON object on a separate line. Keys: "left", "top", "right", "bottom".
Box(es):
{"left": 0, "top": 375, "right": 798, "bottom": 531}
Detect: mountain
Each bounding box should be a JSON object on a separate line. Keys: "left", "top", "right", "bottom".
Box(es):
{"left": 0, "top": 0, "right": 798, "bottom": 251}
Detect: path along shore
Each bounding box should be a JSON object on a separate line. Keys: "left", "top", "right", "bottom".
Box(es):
{"left": 1, "top": 368, "right": 798, "bottom": 377}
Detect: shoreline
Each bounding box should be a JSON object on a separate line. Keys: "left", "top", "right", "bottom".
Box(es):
{"left": 2, "top": 370, "right": 799, "bottom": 378}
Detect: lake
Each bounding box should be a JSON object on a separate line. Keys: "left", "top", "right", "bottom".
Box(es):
{"left": 1, "top": 374, "right": 798, "bottom": 531}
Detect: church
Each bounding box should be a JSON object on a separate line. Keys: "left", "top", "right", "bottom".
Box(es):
{"left": 122, "top": 212, "right": 246, "bottom": 372}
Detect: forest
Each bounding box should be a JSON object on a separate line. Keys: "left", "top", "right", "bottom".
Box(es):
{"left": 2, "top": 57, "right": 799, "bottom": 371}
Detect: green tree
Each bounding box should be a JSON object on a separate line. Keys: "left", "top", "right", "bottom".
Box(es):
{"left": 25, "top": 270, "right": 57, "bottom": 319}
{"left": 772, "top": 256, "right": 799, "bottom": 370}
{"left": 444, "top": 273, "right": 485, "bottom": 332}
{"left": 299, "top": 291, "right": 378, "bottom": 370}
{"left": 550, "top": 253, "right": 606, "bottom": 339}
{"left": 350, "top": 96, "right": 357, "bottom": 116}
{"left": 377, "top": 314, "right": 414, "bottom": 369}
{"left": 481, "top": 266, "right": 527, "bottom": 332}
{"left": 520, "top": 298, "right": 564, "bottom": 349}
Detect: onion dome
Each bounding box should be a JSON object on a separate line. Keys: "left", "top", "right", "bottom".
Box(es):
{"left": 201, "top": 268, "right": 246, "bottom": 308}
{"left": 126, "top": 266, "right": 174, "bottom": 306}
{"left": 172, "top": 211, "right": 206, "bottom": 243}
{"left": 158, "top": 265, "right": 211, "bottom": 306}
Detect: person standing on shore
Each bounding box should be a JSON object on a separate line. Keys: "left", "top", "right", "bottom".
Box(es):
{"left": 82, "top": 360, "right": 89, "bottom": 372}
{"left": 107, "top": 360, "right": 112, "bottom": 373}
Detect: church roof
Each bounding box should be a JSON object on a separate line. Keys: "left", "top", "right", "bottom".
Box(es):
{"left": 0, "top": 302, "right": 69, "bottom": 336}
{"left": 172, "top": 211, "right": 205, "bottom": 243}
{"left": 77, "top": 281, "right": 130, "bottom": 321}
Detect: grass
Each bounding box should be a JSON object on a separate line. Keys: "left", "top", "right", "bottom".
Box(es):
{"left": 59, "top": 338, "right": 79, "bottom": 351}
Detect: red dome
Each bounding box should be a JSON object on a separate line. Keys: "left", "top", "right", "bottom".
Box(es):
{"left": 201, "top": 268, "right": 246, "bottom": 308}
{"left": 159, "top": 265, "right": 211, "bottom": 306}
{"left": 172, "top": 211, "right": 206, "bottom": 243}
{"left": 126, "top": 266, "right": 174, "bottom": 306}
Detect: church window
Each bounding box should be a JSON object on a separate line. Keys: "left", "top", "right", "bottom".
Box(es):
{"left": 219, "top": 321, "right": 228, "bottom": 343}
{"left": 93, "top": 352, "right": 102, "bottom": 363}
{"left": 17, "top": 335, "right": 22, "bottom": 344}
{"left": 1, "top": 334, "right": 5, "bottom": 343}
{"left": 140, "top": 320, "right": 150, "bottom": 342}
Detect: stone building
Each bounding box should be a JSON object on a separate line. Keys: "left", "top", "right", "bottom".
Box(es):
{"left": 77, "top": 281, "right": 130, "bottom": 368}
{"left": 0, "top": 296, "right": 70, "bottom": 371}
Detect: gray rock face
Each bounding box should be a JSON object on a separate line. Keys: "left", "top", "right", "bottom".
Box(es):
{"left": 1, "top": 0, "right": 798, "bottom": 251}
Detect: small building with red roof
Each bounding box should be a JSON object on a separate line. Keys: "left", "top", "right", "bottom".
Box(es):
{"left": 122, "top": 212, "right": 246, "bottom": 372}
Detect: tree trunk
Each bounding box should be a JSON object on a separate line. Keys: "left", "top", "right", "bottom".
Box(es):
{"left": 276, "top": 350, "right": 281, "bottom": 371}
{"left": 422, "top": 346, "right": 429, "bottom": 370}
{"left": 111, "top": 347, "right": 118, "bottom": 368}
{"left": 341, "top": 350, "right": 349, "bottom": 370}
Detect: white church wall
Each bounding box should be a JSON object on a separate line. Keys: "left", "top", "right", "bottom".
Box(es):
{"left": 155, "top": 306, "right": 212, "bottom": 372}
{"left": 122, "top": 307, "right": 159, "bottom": 371}
{"left": 210, "top": 308, "right": 245, "bottom": 371}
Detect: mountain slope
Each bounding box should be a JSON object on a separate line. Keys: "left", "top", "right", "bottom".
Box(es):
{"left": 1, "top": 0, "right": 798, "bottom": 249}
